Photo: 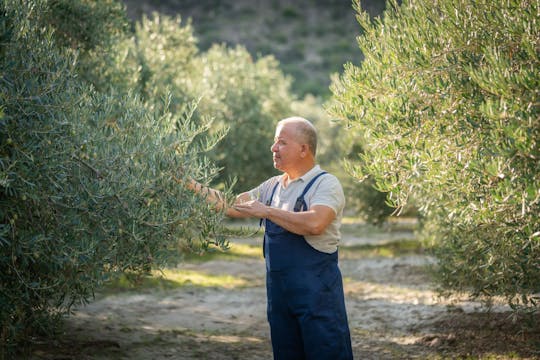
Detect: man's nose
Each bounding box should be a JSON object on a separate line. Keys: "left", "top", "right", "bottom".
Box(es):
{"left": 271, "top": 142, "right": 278, "bottom": 152}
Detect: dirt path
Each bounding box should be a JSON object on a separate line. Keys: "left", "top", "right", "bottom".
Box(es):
{"left": 30, "top": 221, "right": 539, "bottom": 359}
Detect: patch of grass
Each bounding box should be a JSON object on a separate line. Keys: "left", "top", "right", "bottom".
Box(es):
{"left": 281, "top": 6, "right": 300, "bottom": 18}
{"left": 342, "top": 216, "right": 419, "bottom": 232}
{"left": 101, "top": 267, "right": 249, "bottom": 293}
{"left": 271, "top": 32, "right": 288, "bottom": 44}
{"left": 182, "top": 242, "right": 263, "bottom": 263}
{"left": 340, "top": 239, "right": 425, "bottom": 259}
{"left": 158, "top": 268, "right": 247, "bottom": 288}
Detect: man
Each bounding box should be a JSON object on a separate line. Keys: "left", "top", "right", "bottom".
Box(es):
{"left": 188, "top": 116, "right": 353, "bottom": 360}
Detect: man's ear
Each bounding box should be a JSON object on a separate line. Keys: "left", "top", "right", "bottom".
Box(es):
{"left": 300, "top": 144, "right": 308, "bottom": 158}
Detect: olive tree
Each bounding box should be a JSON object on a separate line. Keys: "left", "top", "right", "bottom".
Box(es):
{"left": 0, "top": 0, "right": 226, "bottom": 352}
{"left": 330, "top": 0, "right": 539, "bottom": 310}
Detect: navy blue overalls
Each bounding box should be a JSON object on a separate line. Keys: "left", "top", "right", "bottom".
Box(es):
{"left": 263, "top": 172, "right": 353, "bottom": 360}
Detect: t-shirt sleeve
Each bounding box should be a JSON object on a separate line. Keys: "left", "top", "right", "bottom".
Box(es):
{"left": 308, "top": 175, "right": 345, "bottom": 214}
{"left": 247, "top": 176, "right": 280, "bottom": 204}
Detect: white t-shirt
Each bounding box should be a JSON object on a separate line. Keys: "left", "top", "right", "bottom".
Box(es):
{"left": 248, "top": 165, "right": 345, "bottom": 253}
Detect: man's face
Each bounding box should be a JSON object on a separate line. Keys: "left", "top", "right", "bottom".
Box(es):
{"left": 271, "top": 123, "right": 303, "bottom": 173}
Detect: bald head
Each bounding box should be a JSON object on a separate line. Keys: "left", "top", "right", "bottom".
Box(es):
{"left": 277, "top": 116, "right": 318, "bottom": 156}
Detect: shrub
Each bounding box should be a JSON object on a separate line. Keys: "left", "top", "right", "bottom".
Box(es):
{"left": 329, "top": 0, "right": 539, "bottom": 310}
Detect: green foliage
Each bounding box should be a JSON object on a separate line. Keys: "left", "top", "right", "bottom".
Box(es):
{"left": 330, "top": 0, "right": 539, "bottom": 310}
{"left": 0, "top": 0, "right": 227, "bottom": 353}
{"left": 44, "top": 0, "right": 139, "bottom": 94}
{"left": 132, "top": 12, "right": 199, "bottom": 110}
{"left": 128, "top": 12, "right": 294, "bottom": 191}
{"left": 43, "top": 0, "right": 129, "bottom": 51}
{"left": 129, "top": 0, "right": 370, "bottom": 98}
{"left": 191, "top": 44, "right": 294, "bottom": 191}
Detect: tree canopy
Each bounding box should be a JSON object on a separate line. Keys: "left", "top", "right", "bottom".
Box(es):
{"left": 330, "top": 0, "right": 539, "bottom": 310}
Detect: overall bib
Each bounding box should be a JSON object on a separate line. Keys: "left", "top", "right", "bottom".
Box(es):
{"left": 264, "top": 172, "right": 353, "bottom": 360}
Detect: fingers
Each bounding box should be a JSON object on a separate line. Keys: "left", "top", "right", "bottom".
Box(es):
{"left": 232, "top": 202, "right": 251, "bottom": 211}
{"left": 233, "top": 200, "right": 257, "bottom": 213}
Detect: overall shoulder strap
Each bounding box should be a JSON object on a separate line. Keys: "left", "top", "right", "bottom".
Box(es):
{"left": 266, "top": 181, "right": 280, "bottom": 206}
{"left": 293, "top": 171, "right": 328, "bottom": 212}
{"left": 260, "top": 180, "right": 280, "bottom": 227}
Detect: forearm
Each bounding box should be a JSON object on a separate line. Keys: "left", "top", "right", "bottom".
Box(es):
{"left": 264, "top": 206, "right": 328, "bottom": 236}
{"left": 233, "top": 200, "right": 335, "bottom": 235}
{"left": 186, "top": 179, "right": 251, "bottom": 218}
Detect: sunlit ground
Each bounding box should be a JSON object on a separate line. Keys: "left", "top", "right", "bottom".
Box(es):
{"left": 29, "top": 219, "right": 539, "bottom": 360}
